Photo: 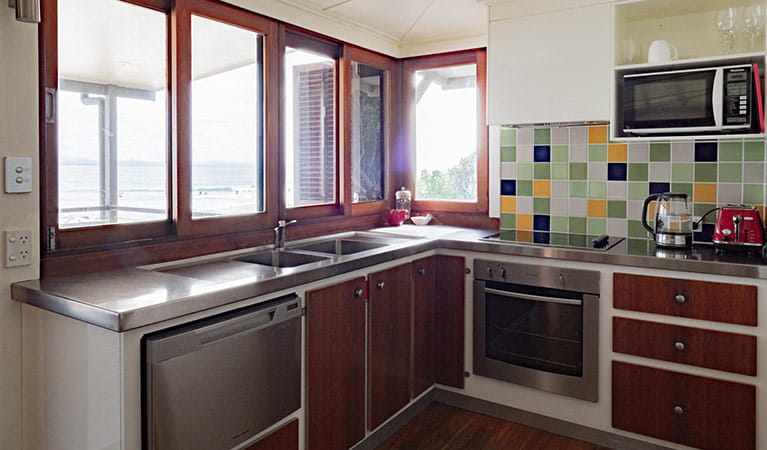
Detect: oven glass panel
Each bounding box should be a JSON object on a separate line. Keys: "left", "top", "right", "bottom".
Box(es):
{"left": 485, "top": 282, "right": 583, "bottom": 377}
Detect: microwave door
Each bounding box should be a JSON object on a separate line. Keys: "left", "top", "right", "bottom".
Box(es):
{"left": 623, "top": 68, "right": 720, "bottom": 134}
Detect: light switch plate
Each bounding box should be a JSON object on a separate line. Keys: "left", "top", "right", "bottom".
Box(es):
{"left": 5, "top": 156, "right": 32, "bottom": 193}
{"left": 5, "top": 229, "right": 32, "bottom": 267}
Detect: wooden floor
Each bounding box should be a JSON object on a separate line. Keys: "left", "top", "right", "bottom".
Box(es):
{"left": 376, "top": 403, "right": 609, "bottom": 450}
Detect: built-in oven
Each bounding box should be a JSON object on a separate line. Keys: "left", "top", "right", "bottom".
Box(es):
{"left": 473, "top": 260, "right": 600, "bottom": 402}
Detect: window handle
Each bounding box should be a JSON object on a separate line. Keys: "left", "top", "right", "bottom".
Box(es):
{"left": 45, "top": 88, "right": 56, "bottom": 124}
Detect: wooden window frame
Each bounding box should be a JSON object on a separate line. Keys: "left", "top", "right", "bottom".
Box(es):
{"left": 400, "top": 49, "right": 488, "bottom": 215}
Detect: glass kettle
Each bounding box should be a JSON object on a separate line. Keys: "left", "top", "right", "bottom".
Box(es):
{"left": 641, "top": 192, "right": 693, "bottom": 248}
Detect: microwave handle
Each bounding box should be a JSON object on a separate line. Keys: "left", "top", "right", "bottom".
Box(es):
{"left": 713, "top": 68, "right": 723, "bottom": 129}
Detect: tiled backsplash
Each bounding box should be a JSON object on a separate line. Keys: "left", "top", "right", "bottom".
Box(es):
{"left": 498, "top": 124, "right": 767, "bottom": 241}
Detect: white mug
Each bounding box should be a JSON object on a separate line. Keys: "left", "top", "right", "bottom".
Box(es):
{"left": 648, "top": 40, "right": 678, "bottom": 64}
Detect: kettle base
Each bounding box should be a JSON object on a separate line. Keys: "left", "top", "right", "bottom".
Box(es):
{"left": 655, "top": 233, "right": 692, "bottom": 248}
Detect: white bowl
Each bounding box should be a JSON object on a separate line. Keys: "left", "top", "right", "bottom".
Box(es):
{"left": 410, "top": 214, "right": 432, "bottom": 226}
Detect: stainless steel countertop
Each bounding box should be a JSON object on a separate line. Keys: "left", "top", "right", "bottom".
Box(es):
{"left": 12, "top": 225, "right": 767, "bottom": 332}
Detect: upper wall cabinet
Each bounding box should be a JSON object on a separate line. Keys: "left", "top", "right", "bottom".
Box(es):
{"left": 487, "top": 2, "right": 611, "bottom": 125}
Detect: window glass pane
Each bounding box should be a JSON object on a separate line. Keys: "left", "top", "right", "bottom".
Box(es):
{"left": 191, "top": 15, "right": 264, "bottom": 218}
{"left": 414, "top": 64, "right": 477, "bottom": 202}
{"left": 351, "top": 62, "right": 385, "bottom": 203}
{"left": 57, "top": 0, "right": 168, "bottom": 228}
{"left": 285, "top": 47, "right": 336, "bottom": 208}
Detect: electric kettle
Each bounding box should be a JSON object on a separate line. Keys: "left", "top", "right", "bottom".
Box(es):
{"left": 641, "top": 192, "right": 693, "bottom": 248}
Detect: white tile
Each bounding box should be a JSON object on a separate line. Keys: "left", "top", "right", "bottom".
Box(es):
{"left": 569, "top": 126, "right": 588, "bottom": 145}
{"left": 517, "top": 128, "right": 534, "bottom": 145}
{"left": 628, "top": 142, "right": 649, "bottom": 162}
{"left": 718, "top": 183, "right": 742, "bottom": 204}
{"left": 627, "top": 200, "right": 644, "bottom": 220}
{"left": 551, "top": 180, "right": 568, "bottom": 197}
{"left": 607, "top": 181, "right": 627, "bottom": 200}
{"left": 517, "top": 196, "right": 533, "bottom": 214}
{"left": 551, "top": 127, "right": 569, "bottom": 145}
{"left": 517, "top": 145, "right": 534, "bottom": 162}
{"left": 743, "top": 163, "right": 764, "bottom": 183}
{"left": 501, "top": 162, "right": 516, "bottom": 179}
{"left": 671, "top": 141, "right": 694, "bottom": 162}
{"left": 568, "top": 198, "right": 587, "bottom": 217}
{"left": 649, "top": 162, "right": 671, "bottom": 182}
{"left": 607, "top": 218, "right": 627, "bottom": 236}
{"left": 588, "top": 162, "right": 607, "bottom": 181}
{"left": 570, "top": 144, "right": 588, "bottom": 163}
{"left": 551, "top": 198, "right": 568, "bottom": 216}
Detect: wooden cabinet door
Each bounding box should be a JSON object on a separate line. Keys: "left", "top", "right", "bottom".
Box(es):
{"left": 306, "top": 277, "right": 367, "bottom": 450}
{"left": 412, "top": 256, "right": 437, "bottom": 398}
{"left": 243, "top": 419, "right": 298, "bottom": 450}
{"left": 369, "top": 263, "right": 412, "bottom": 430}
{"left": 435, "top": 255, "right": 465, "bottom": 389}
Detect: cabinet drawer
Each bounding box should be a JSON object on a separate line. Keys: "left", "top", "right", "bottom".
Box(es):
{"left": 612, "top": 362, "right": 755, "bottom": 450}
{"left": 613, "top": 317, "right": 757, "bottom": 376}
{"left": 613, "top": 273, "right": 757, "bottom": 326}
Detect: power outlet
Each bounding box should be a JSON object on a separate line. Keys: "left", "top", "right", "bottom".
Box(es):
{"left": 5, "top": 229, "right": 32, "bottom": 267}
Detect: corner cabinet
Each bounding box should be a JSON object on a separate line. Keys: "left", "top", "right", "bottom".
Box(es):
{"left": 487, "top": 2, "right": 611, "bottom": 125}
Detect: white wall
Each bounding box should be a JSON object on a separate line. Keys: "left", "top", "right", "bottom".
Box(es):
{"left": 0, "top": 8, "right": 40, "bottom": 450}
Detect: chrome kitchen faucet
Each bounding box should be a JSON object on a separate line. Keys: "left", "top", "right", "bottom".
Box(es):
{"left": 274, "top": 220, "right": 297, "bottom": 249}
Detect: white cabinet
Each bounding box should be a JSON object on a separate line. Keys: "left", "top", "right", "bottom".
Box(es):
{"left": 487, "top": 3, "right": 611, "bottom": 125}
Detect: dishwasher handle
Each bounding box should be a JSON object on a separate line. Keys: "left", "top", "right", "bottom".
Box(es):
{"left": 484, "top": 287, "right": 582, "bottom": 306}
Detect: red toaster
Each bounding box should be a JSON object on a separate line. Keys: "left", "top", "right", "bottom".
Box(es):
{"left": 712, "top": 205, "right": 764, "bottom": 247}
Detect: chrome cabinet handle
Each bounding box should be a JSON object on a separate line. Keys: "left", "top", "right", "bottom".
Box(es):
{"left": 353, "top": 288, "right": 364, "bottom": 298}
{"left": 376, "top": 281, "right": 385, "bottom": 290}
{"left": 674, "top": 294, "right": 686, "bottom": 304}
{"left": 673, "top": 405, "right": 684, "bottom": 415}
{"left": 417, "top": 267, "right": 425, "bottom": 275}
{"left": 674, "top": 341, "right": 685, "bottom": 351}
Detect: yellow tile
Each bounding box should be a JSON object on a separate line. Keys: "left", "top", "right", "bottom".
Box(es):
{"left": 588, "top": 125, "right": 608, "bottom": 144}
{"left": 517, "top": 230, "right": 533, "bottom": 242}
{"left": 608, "top": 144, "right": 627, "bottom": 162}
{"left": 533, "top": 180, "right": 550, "bottom": 197}
{"left": 646, "top": 201, "right": 657, "bottom": 221}
{"left": 517, "top": 214, "right": 533, "bottom": 230}
{"left": 694, "top": 183, "right": 717, "bottom": 203}
{"left": 757, "top": 205, "right": 766, "bottom": 220}
{"left": 588, "top": 199, "right": 607, "bottom": 217}
{"left": 500, "top": 196, "right": 516, "bottom": 213}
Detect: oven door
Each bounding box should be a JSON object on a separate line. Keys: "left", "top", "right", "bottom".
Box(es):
{"left": 623, "top": 67, "right": 721, "bottom": 134}
{"left": 473, "top": 280, "right": 598, "bottom": 402}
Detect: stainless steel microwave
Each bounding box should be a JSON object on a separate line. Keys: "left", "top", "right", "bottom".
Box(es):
{"left": 622, "top": 63, "right": 763, "bottom": 135}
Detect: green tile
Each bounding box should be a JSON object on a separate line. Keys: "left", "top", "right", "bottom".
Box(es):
{"left": 569, "top": 181, "right": 587, "bottom": 198}
{"left": 500, "top": 146, "right": 516, "bottom": 162}
{"left": 718, "top": 141, "right": 743, "bottom": 161}
{"left": 550, "top": 230, "right": 569, "bottom": 244}
{"left": 694, "top": 163, "right": 717, "bottom": 182}
{"left": 534, "top": 198, "right": 550, "bottom": 214}
{"left": 551, "top": 163, "right": 569, "bottom": 180}
{"left": 743, "top": 184, "right": 764, "bottom": 204}
{"left": 671, "top": 183, "right": 693, "bottom": 198}
{"left": 588, "top": 181, "right": 607, "bottom": 199}
{"left": 500, "top": 213, "right": 516, "bottom": 229}
{"left": 628, "top": 163, "right": 648, "bottom": 181}
{"left": 569, "top": 217, "right": 587, "bottom": 233}
{"left": 588, "top": 144, "right": 607, "bottom": 162}
{"left": 718, "top": 163, "right": 742, "bottom": 182}
{"left": 534, "top": 128, "right": 551, "bottom": 145}
{"left": 587, "top": 218, "right": 606, "bottom": 235}
{"left": 671, "top": 163, "right": 693, "bottom": 182}
{"left": 517, "top": 163, "right": 533, "bottom": 180}
{"left": 500, "top": 128, "right": 517, "bottom": 146}
{"left": 649, "top": 143, "right": 671, "bottom": 161}
{"left": 516, "top": 180, "right": 533, "bottom": 196}
{"left": 628, "top": 182, "right": 648, "bottom": 200}
{"left": 534, "top": 163, "right": 550, "bottom": 180}
{"left": 628, "top": 220, "right": 650, "bottom": 238}
{"left": 551, "top": 145, "right": 569, "bottom": 162}
{"left": 694, "top": 203, "right": 718, "bottom": 224}
{"left": 627, "top": 238, "right": 649, "bottom": 254}
{"left": 607, "top": 200, "right": 627, "bottom": 218}
{"left": 744, "top": 141, "right": 765, "bottom": 161}
{"left": 550, "top": 216, "right": 568, "bottom": 232}
{"left": 570, "top": 163, "right": 587, "bottom": 180}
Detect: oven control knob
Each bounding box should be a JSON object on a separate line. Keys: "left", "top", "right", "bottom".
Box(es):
{"left": 499, "top": 267, "right": 506, "bottom": 279}
{"left": 487, "top": 266, "right": 492, "bottom": 278}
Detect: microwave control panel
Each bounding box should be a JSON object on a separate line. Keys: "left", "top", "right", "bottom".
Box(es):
{"left": 724, "top": 68, "right": 751, "bottom": 125}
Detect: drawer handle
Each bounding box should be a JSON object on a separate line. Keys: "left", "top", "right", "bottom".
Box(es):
{"left": 354, "top": 288, "right": 364, "bottom": 298}
{"left": 674, "top": 294, "right": 686, "bottom": 304}
{"left": 674, "top": 341, "right": 685, "bottom": 351}
{"left": 377, "top": 281, "right": 385, "bottom": 290}
{"left": 673, "top": 405, "right": 684, "bottom": 415}
{"left": 417, "top": 267, "right": 426, "bottom": 275}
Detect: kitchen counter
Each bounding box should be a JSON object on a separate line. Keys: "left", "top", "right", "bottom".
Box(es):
{"left": 12, "top": 225, "right": 767, "bottom": 331}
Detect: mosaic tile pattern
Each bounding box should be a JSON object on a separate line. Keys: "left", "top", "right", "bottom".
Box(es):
{"left": 499, "top": 125, "right": 767, "bottom": 240}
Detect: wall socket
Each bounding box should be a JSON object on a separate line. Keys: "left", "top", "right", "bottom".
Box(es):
{"left": 5, "top": 229, "right": 32, "bottom": 267}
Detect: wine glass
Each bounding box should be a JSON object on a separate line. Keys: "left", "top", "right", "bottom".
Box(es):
{"left": 744, "top": 5, "right": 764, "bottom": 51}
{"left": 715, "top": 8, "right": 737, "bottom": 54}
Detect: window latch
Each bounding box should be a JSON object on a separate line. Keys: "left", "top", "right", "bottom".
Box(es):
{"left": 47, "top": 226, "right": 56, "bottom": 251}
{"left": 45, "top": 88, "right": 56, "bottom": 124}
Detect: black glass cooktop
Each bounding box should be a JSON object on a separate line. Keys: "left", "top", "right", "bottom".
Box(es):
{"left": 482, "top": 230, "right": 625, "bottom": 251}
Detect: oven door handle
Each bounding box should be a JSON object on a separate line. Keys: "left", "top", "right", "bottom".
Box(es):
{"left": 484, "top": 288, "right": 582, "bottom": 306}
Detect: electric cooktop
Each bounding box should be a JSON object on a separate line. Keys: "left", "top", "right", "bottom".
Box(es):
{"left": 481, "top": 230, "right": 625, "bottom": 251}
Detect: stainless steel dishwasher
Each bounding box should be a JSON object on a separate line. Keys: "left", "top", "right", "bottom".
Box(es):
{"left": 143, "top": 294, "right": 302, "bottom": 450}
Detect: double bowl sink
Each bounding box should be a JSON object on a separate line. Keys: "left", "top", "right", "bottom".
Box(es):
{"left": 233, "top": 239, "right": 389, "bottom": 268}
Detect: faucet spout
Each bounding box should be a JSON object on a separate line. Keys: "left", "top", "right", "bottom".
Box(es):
{"left": 274, "top": 220, "right": 297, "bottom": 249}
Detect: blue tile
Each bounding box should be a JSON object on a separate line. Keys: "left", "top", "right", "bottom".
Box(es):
{"left": 649, "top": 182, "right": 670, "bottom": 194}
{"left": 501, "top": 179, "right": 516, "bottom": 195}
{"left": 694, "top": 142, "right": 718, "bottom": 162}
{"left": 533, "top": 214, "right": 550, "bottom": 231}
{"left": 533, "top": 231, "right": 550, "bottom": 244}
{"left": 607, "top": 163, "right": 627, "bottom": 181}
{"left": 533, "top": 145, "right": 551, "bottom": 162}
{"left": 694, "top": 223, "right": 714, "bottom": 242}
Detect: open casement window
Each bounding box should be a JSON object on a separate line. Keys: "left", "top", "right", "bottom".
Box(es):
{"left": 402, "top": 49, "right": 488, "bottom": 214}
{"left": 283, "top": 30, "right": 342, "bottom": 220}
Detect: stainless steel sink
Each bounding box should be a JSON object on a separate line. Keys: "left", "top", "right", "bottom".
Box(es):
{"left": 232, "top": 250, "right": 330, "bottom": 267}
{"left": 289, "top": 239, "right": 388, "bottom": 255}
